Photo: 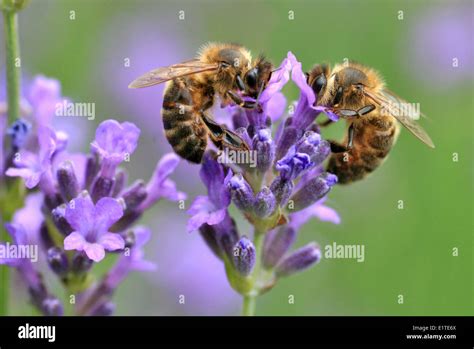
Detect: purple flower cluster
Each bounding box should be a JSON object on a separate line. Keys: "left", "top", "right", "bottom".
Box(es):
{"left": 0, "top": 76, "right": 184, "bottom": 315}
{"left": 187, "top": 53, "right": 340, "bottom": 296}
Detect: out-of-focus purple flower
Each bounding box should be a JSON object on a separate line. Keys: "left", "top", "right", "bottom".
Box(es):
{"left": 64, "top": 194, "right": 125, "bottom": 262}
{"left": 0, "top": 113, "right": 6, "bottom": 175}
{"left": 289, "top": 197, "right": 340, "bottom": 231}
{"left": 139, "top": 152, "right": 186, "bottom": 210}
{"left": 91, "top": 120, "right": 140, "bottom": 178}
{"left": 103, "top": 226, "right": 156, "bottom": 290}
{"left": 407, "top": 4, "right": 474, "bottom": 88}
{"left": 27, "top": 75, "right": 63, "bottom": 127}
{"left": 6, "top": 125, "right": 57, "bottom": 190}
{"left": 275, "top": 242, "right": 321, "bottom": 277}
{"left": 187, "top": 152, "right": 231, "bottom": 232}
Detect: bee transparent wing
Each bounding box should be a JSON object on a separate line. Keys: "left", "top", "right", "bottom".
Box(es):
{"left": 128, "top": 60, "right": 219, "bottom": 88}
{"left": 364, "top": 89, "right": 435, "bottom": 148}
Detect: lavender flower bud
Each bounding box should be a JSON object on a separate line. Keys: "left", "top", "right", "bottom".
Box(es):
{"left": 72, "top": 252, "right": 93, "bottom": 274}
{"left": 111, "top": 169, "right": 127, "bottom": 197}
{"left": 199, "top": 223, "right": 222, "bottom": 259}
{"left": 291, "top": 173, "right": 337, "bottom": 210}
{"left": 275, "top": 123, "right": 298, "bottom": 161}
{"left": 47, "top": 247, "right": 69, "bottom": 277}
{"left": 57, "top": 161, "right": 79, "bottom": 201}
{"left": 110, "top": 210, "right": 141, "bottom": 232}
{"left": 7, "top": 118, "right": 31, "bottom": 150}
{"left": 262, "top": 226, "right": 297, "bottom": 269}
{"left": 91, "top": 176, "right": 115, "bottom": 202}
{"left": 121, "top": 180, "right": 148, "bottom": 211}
{"left": 270, "top": 176, "right": 293, "bottom": 207}
{"left": 232, "top": 236, "right": 256, "bottom": 276}
{"left": 52, "top": 204, "right": 73, "bottom": 236}
{"left": 41, "top": 297, "right": 64, "bottom": 316}
{"left": 216, "top": 216, "right": 239, "bottom": 260}
{"left": 276, "top": 242, "right": 321, "bottom": 277}
{"left": 254, "top": 187, "right": 276, "bottom": 218}
{"left": 40, "top": 222, "right": 54, "bottom": 250}
{"left": 91, "top": 301, "right": 115, "bottom": 316}
{"left": 229, "top": 173, "right": 254, "bottom": 212}
{"left": 253, "top": 129, "right": 274, "bottom": 174}
{"left": 85, "top": 155, "right": 100, "bottom": 190}
{"left": 296, "top": 131, "right": 330, "bottom": 165}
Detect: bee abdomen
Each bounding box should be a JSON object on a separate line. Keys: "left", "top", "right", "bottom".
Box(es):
{"left": 327, "top": 117, "right": 398, "bottom": 184}
{"left": 162, "top": 80, "right": 207, "bottom": 163}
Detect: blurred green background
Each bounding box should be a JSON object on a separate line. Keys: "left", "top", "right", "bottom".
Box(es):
{"left": 1, "top": 0, "right": 473, "bottom": 315}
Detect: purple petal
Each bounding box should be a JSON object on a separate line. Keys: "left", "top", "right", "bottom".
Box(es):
{"left": 95, "top": 197, "right": 124, "bottom": 231}
{"left": 83, "top": 242, "right": 106, "bottom": 262}
{"left": 206, "top": 208, "right": 227, "bottom": 226}
{"left": 98, "top": 232, "right": 125, "bottom": 251}
{"left": 290, "top": 200, "right": 341, "bottom": 230}
{"left": 65, "top": 195, "right": 95, "bottom": 233}
{"left": 64, "top": 232, "right": 86, "bottom": 251}
{"left": 6, "top": 167, "right": 40, "bottom": 189}
{"left": 28, "top": 76, "right": 62, "bottom": 126}
{"left": 260, "top": 56, "right": 292, "bottom": 103}
{"left": 264, "top": 92, "right": 287, "bottom": 122}
{"left": 187, "top": 195, "right": 213, "bottom": 216}
{"left": 133, "top": 226, "right": 151, "bottom": 248}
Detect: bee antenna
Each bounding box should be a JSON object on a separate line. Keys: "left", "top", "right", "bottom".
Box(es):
{"left": 271, "top": 67, "right": 282, "bottom": 74}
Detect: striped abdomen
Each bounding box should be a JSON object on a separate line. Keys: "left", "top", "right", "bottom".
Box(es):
{"left": 162, "top": 78, "right": 208, "bottom": 163}
{"left": 327, "top": 114, "right": 400, "bottom": 184}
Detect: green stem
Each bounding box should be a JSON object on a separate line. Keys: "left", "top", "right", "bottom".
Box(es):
{"left": 241, "top": 229, "right": 265, "bottom": 316}
{"left": 1, "top": 6, "right": 22, "bottom": 316}
{"left": 242, "top": 294, "right": 257, "bottom": 316}
{"left": 3, "top": 9, "right": 21, "bottom": 124}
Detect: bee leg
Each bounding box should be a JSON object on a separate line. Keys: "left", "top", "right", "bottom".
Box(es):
{"left": 347, "top": 123, "right": 354, "bottom": 149}
{"left": 328, "top": 140, "right": 349, "bottom": 153}
{"left": 329, "top": 124, "right": 355, "bottom": 153}
{"left": 318, "top": 119, "right": 334, "bottom": 127}
{"left": 227, "top": 90, "right": 260, "bottom": 110}
{"left": 201, "top": 113, "right": 250, "bottom": 152}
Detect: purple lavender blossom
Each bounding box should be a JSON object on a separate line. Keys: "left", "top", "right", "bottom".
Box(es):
{"left": 91, "top": 120, "right": 140, "bottom": 179}
{"left": 64, "top": 194, "right": 125, "bottom": 262}
{"left": 187, "top": 152, "right": 231, "bottom": 232}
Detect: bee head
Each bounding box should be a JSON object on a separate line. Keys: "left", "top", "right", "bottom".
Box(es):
{"left": 242, "top": 56, "right": 273, "bottom": 98}
{"left": 331, "top": 67, "right": 369, "bottom": 107}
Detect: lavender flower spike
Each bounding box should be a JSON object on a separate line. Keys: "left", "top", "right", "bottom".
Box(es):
{"left": 275, "top": 242, "right": 322, "bottom": 277}
{"left": 64, "top": 193, "right": 125, "bottom": 262}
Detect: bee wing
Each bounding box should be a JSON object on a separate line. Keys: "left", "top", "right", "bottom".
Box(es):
{"left": 128, "top": 59, "right": 219, "bottom": 88}
{"left": 364, "top": 89, "right": 435, "bottom": 148}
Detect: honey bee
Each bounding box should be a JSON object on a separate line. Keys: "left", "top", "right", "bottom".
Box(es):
{"left": 129, "top": 43, "right": 273, "bottom": 163}
{"left": 307, "top": 61, "right": 434, "bottom": 184}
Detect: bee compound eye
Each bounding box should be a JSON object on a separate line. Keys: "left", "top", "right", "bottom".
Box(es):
{"left": 311, "top": 74, "right": 327, "bottom": 95}
{"left": 245, "top": 69, "right": 258, "bottom": 88}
